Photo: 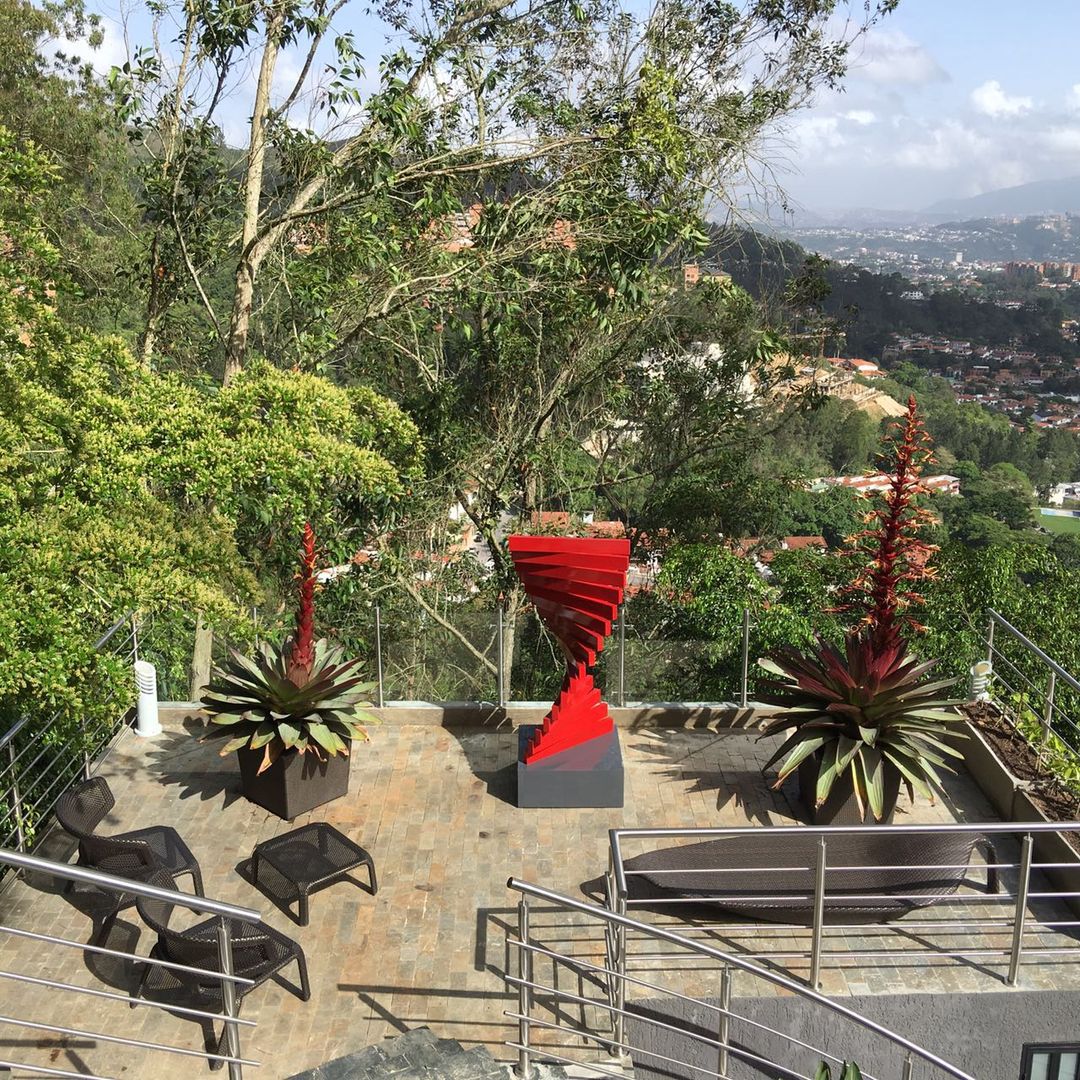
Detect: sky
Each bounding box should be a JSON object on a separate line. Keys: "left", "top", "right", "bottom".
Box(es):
{"left": 75, "top": 0, "right": 1080, "bottom": 215}
{"left": 776, "top": 0, "right": 1080, "bottom": 213}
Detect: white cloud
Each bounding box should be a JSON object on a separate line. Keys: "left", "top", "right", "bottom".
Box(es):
{"left": 788, "top": 115, "right": 846, "bottom": 154}
{"left": 890, "top": 121, "right": 991, "bottom": 172}
{"left": 842, "top": 110, "right": 876, "bottom": 126}
{"left": 60, "top": 16, "right": 129, "bottom": 75}
{"left": 1067, "top": 84, "right": 1080, "bottom": 112}
{"left": 1041, "top": 126, "right": 1080, "bottom": 155}
{"left": 850, "top": 29, "right": 948, "bottom": 85}
{"left": 970, "top": 80, "right": 1033, "bottom": 118}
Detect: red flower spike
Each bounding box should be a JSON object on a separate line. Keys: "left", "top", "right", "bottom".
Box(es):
{"left": 835, "top": 396, "right": 939, "bottom": 658}
{"left": 287, "top": 523, "right": 319, "bottom": 684}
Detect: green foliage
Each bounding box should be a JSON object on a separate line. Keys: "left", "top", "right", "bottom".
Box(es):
{"left": 0, "top": 129, "right": 421, "bottom": 761}
{"left": 200, "top": 639, "right": 376, "bottom": 773}
{"left": 815, "top": 1063, "right": 863, "bottom": 1080}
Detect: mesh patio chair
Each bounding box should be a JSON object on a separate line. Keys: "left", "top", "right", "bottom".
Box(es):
{"left": 134, "top": 869, "right": 310, "bottom": 1070}
{"left": 55, "top": 777, "right": 204, "bottom": 930}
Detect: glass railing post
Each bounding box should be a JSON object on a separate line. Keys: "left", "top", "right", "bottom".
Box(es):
{"left": 8, "top": 741, "right": 24, "bottom": 852}
{"left": 617, "top": 615, "right": 626, "bottom": 708}
{"left": 374, "top": 605, "right": 385, "bottom": 708}
{"left": 740, "top": 609, "right": 750, "bottom": 709}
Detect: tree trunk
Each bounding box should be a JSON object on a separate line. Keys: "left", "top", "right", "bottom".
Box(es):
{"left": 190, "top": 613, "right": 213, "bottom": 701}
{"left": 223, "top": 2, "right": 285, "bottom": 384}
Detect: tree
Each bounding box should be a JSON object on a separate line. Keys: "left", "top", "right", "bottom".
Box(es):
{"left": 0, "top": 128, "right": 421, "bottom": 728}
{"left": 107, "top": 0, "right": 899, "bottom": 379}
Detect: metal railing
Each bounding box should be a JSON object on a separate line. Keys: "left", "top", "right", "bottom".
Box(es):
{"left": 982, "top": 609, "right": 1080, "bottom": 801}
{"left": 608, "top": 822, "right": 1080, "bottom": 995}
{"left": 0, "top": 846, "right": 262, "bottom": 1079}
{"left": 0, "top": 612, "right": 141, "bottom": 861}
{"left": 505, "top": 877, "right": 974, "bottom": 1080}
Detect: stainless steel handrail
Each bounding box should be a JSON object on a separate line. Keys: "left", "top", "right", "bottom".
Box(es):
{"left": 0, "top": 846, "right": 261, "bottom": 1077}
{"left": 0, "top": 847, "right": 259, "bottom": 920}
{"left": 507, "top": 876, "right": 975, "bottom": 1080}
{"left": 988, "top": 609, "right": 1080, "bottom": 696}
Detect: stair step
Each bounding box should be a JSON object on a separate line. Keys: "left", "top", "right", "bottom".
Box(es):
{"left": 286, "top": 1027, "right": 531, "bottom": 1080}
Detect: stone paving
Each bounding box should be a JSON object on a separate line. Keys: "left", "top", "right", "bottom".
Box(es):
{"left": 0, "top": 717, "right": 1078, "bottom": 1079}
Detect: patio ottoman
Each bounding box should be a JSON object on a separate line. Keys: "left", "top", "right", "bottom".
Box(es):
{"left": 252, "top": 822, "right": 377, "bottom": 926}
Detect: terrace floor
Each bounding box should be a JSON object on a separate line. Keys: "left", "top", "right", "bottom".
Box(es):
{"left": 1, "top": 715, "right": 1079, "bottom": 1078}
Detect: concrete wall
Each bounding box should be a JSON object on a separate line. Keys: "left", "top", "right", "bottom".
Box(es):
{"left": 162, "top": 701, "right": 769, "bottom": 730}
{"left": 627, "top": 990, "right": 1080, "bottom": 1080}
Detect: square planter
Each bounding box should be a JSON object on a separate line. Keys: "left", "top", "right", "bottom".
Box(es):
{"left": 797, "top": 755, "right": 900, "bottom": 825}
{"left": 237, "top": 747, "right": 351, "bottom": 820}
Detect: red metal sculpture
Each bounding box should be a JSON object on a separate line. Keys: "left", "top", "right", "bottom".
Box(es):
{"left": 508, "top": 535, "right": 630, "bottom": 764}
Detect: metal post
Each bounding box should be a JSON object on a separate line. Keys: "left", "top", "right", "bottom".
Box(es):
{"left": 617, "top": 613, "right": 626, "bottom": 708}
{"left": 986, "top": 613, "right": 995, "bottom": 665}
{"left": 611, "top": 889, "right": 631, "bottom": 1066}
{"left": 374, "top": 605, "right": 385, "bottom": 709}
{"left": 1008, "top": 833, "right": 1034, "bottom": 986}
{"left": 1042, "top": 671, "right": 1057, "bottom": 744}
{"left": 809, "top": 837, "right": 828, "bottom": 989}
{"left": 8, "top": 741, "right": 24, "bottom": 852}
{"left": 80, "top": 713, "right": 91, "bottom": 781}
{"left": 717, "top": 965, "right": 732, "bottom": 1078}
{"left": 515, "top": 897, "right": 535, "bottom": 1080}
{"left": 132, "top": 612, "right": 140, "bottom": 665}
{"left": 901, "top": 1051, "right": 915, "bottom": 1080}
{"left": 739, "top": 609, "right": 750, "bottom": 710}
{"left": 497, "top": 605, "right": 506, "bottom": 708}
{"left": 216, "top": 918, "right": 243, "bottom": 1080}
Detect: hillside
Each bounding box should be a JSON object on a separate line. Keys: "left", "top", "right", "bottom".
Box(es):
{"left": 925, "top": 176, "right": 1080, "bottom": 219}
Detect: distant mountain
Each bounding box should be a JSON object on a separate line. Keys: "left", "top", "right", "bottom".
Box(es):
{"left": 924, "top": 176, "right": 1080, "bottom": 219}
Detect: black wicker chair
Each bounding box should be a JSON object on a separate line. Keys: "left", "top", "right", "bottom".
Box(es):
{"left": 134, "top": 870, "right": 310, "bottom": 1070}
{"left": 55, "top": 777, "right": 204, "bottom": 930}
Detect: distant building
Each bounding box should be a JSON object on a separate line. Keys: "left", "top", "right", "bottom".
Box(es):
{"left": 814, "top": 474, "right": 961, "bottom": 497}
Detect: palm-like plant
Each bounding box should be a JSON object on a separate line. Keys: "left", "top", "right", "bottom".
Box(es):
{"left": 759, "top": 397, "right": 965, "bottom": 821}
{"left": 200, "top": 524, "right": 375, "bottom": 774}
{"left": 759, "top": 632, "right": 964, "bottom": 820}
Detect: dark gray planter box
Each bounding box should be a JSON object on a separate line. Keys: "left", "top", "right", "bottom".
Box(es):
{"left": 797, "top": 755, "right": 900, "bottom": 825}
{"left": 237, "top": 747, "right": 350, "bottom": 820}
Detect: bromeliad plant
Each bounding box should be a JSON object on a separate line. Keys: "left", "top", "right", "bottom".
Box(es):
{"left": 758, "top": 397, "right": 965, "bottom": 820}
{"left": 200, "top": 524, "right": 376, "bottom": 774}
{"left": 758, "top": 632, "right": 964, "bottom": 820}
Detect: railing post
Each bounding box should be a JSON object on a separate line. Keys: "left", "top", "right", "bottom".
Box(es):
{"left": 1008, "top": 832, "right": 1034, "bottom": 986}
{"left": 617, "top": 613, "right": 626, "bottom": 708}
{"left": 809, "top": 836, "right": 827, "bottom": 990}
{"left": 80, "top": 713, "right": 91, "bottom": 781}
{"left": 717, "top": 965, "right": 732, "bottom": 1078}
{"left": 8, "top": 741, "right": 24, "bottom": 853}
{"left": 515, "top": 897, "right": 535, "bottom": 1079}
{"left": 497, "top": 604, "right": 506, "bottom": 708}
{"left": 902, "top": 1050, "right": 915, "bottom": 1080}
{"left": 216, "top": 917, "right": 243, "bottom": 1080}
{"left": 740, "top": 608, "right": 750, "bottom": 710}
{"left": 374, "top": 605, "right": 385, "bottom": 708}
{"left": 132, "top": 612, "right": 140, "bottom": 665}
{"left": 1042, "top": 671, "right": 1056, "bottom": 744}
{"left": 986, "top": 612, "right": 995, "bottom": 665}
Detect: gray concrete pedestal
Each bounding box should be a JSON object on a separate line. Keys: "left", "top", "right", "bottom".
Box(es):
{"left": 516, "top": 727, "right": 624, "bottom": 808}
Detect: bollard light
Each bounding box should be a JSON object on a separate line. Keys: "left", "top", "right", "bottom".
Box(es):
{"left": 134, "top": 659, "right": 162, "bottom": 737}
{"left": 969, "top": 659, "right": 992, "bottom": 702}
